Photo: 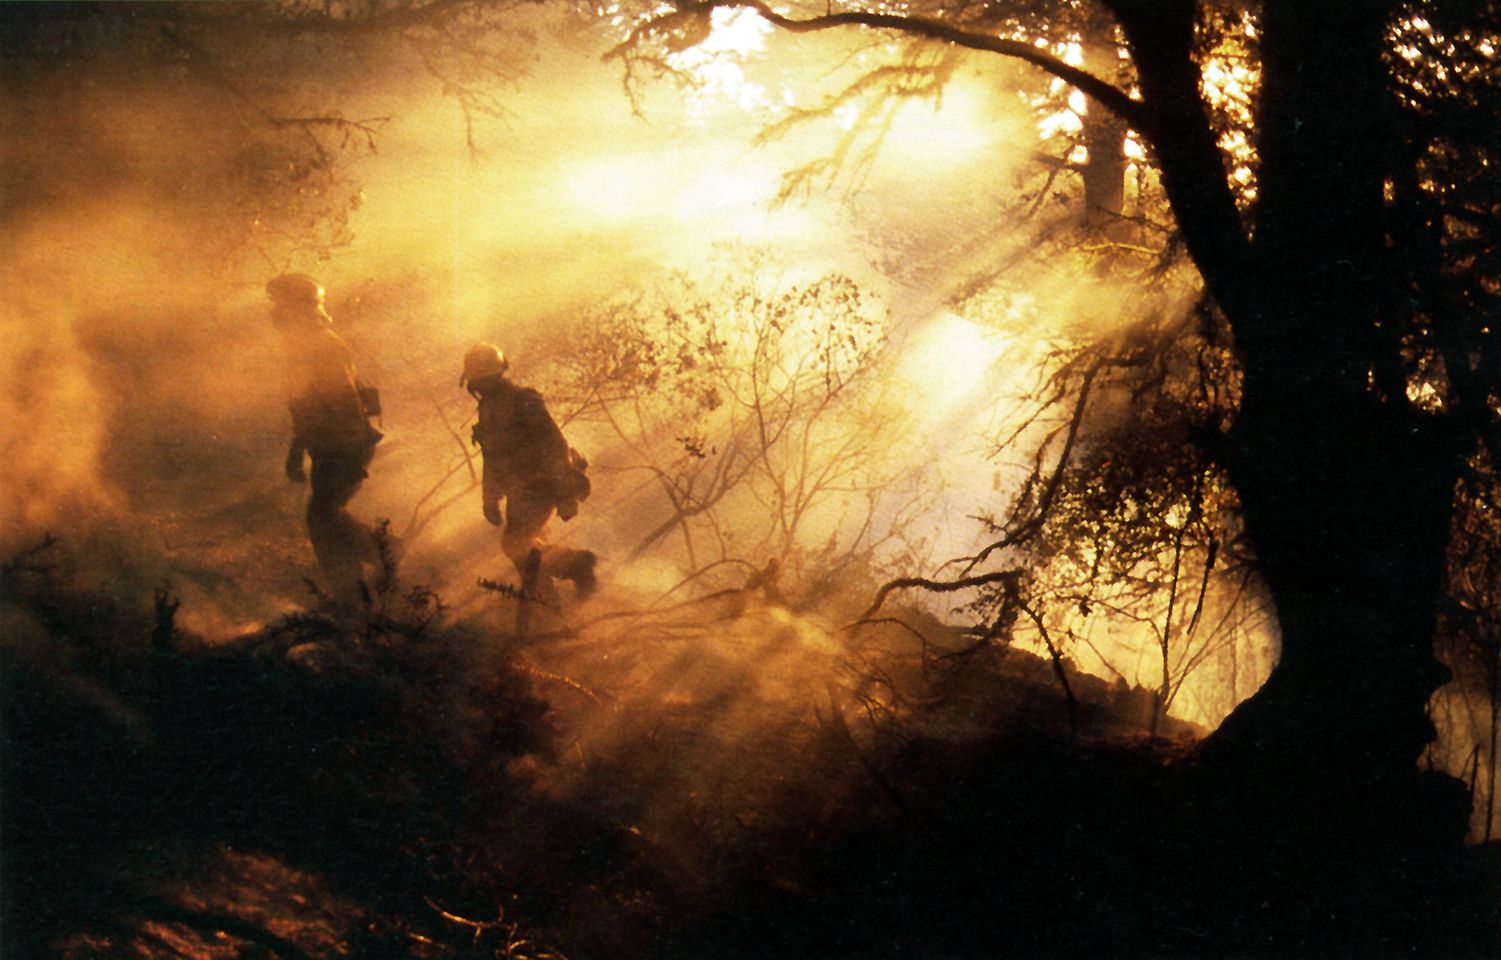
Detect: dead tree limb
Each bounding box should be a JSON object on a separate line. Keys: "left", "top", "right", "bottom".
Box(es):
{"left": 851, "top": 569, "right": 1023, "bottom": 627}
{"left": 1019, "top": 600, "right": 1079, "bottom": 743}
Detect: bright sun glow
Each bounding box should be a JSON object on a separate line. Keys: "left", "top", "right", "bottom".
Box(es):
{"left": 1199, "top": 24, "right": 1259, "bottom": 198}
{"left": 897, "top": 313, "right": 1010, "bottom": 428}
{"left": 667, "top": 9, "right": 772, "bottom": 116}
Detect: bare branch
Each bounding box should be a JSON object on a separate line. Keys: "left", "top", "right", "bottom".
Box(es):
{"left": 266, "top": 115, "right": 390, "bottom": 153}
{"left": 1019, "top": 599, "right": 1078, "bottom": 742}
{"left": 852, "top": 568, "right": 1023, "bottom": 625}
{"left": 962, "top": 361, "right": 1100, "bottom": 572}
{"left": 608, "top": 0, "right": 1148, "bottom": 132}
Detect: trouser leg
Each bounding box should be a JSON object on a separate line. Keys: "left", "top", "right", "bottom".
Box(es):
{"left": 307, "top": 446, "right": 375, "bottom": 598}
{"left": 502, "top": 489, "right": 596, "bottom": 601}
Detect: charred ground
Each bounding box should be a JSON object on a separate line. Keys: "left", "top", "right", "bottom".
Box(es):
{"left": 3, "top": 536, "right": 1496, "bottom": 960}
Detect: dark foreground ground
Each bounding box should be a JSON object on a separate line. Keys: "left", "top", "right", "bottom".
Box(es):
{"left": 3, "top": 557, "right": 1499, "bottom": 960}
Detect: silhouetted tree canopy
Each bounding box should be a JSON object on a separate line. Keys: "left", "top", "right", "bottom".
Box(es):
{"left": 611, "top": 0, "right": 1501, "bottom": 848}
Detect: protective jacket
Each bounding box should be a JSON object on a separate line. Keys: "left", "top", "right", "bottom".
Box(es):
{"left": 284, "top": 326, "right": 382, "bottom": 456}
{"left": 472, "top": 378, "right": 589, "bottom": 519}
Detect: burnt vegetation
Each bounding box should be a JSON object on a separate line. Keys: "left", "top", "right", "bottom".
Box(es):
{"left": 4, "top": 530, "right": 1211, "bottom": 960}
{"left": 5, "top": 1, "right": 1501, "bottom": 958}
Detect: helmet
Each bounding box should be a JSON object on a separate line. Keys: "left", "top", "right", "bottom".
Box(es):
{"left": 461, "top": 342, "right": 509, "bottom": 390}
{"left": 266, "top": 273, "right": 325, "bottom": 307}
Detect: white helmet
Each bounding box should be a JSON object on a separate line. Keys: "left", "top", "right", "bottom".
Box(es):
{"left": 461, "top": 342, "right": 509, "bottom": 391}
{"left": 266, "top": 273, "right": 325, "bottom": 307}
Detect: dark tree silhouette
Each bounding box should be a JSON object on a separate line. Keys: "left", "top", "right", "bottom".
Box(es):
{"left": 617, "top": 0, "right": 1501, "bottom": 847}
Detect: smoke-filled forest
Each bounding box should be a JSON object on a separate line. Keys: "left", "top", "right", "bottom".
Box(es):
{"left": 3, "top": 2, "right": 1500, "bottom": 957}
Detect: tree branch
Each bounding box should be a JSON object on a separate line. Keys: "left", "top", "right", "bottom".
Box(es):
{"left": 608, "top": 0, "right": 1148, "bottom": 131}
{"left": 962, "top": 360, "right": 1099, "bottom": 573}
{"left": 852, "top": 568, "right": 1022, "bottom": 625}
{"left": 1019, "top": 598, "right": 1079, "bottom": 742}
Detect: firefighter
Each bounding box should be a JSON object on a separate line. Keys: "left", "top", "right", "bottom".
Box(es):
{"left": 461, "top": 342, "right": 596, "bottom": 603}
{"left": 267, "top": 273, "right": 383, "bottom": 600}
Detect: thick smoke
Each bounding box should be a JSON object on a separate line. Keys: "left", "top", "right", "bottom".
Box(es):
{"left": 1, "top": 6, "right": 1273, "bottom": 821}
{"left": 1, "top": 12, "right": 1034, "bottom": 611}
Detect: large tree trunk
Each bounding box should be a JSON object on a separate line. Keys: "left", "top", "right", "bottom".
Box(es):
{"left": 1215, "top": 375, "right": 1458, "bottom": 785}
{"left": 1198, "top": 1, "right": 1468, "bottom": 848}
{"left": 1109, "top": 0, "right": 1470, "bottom": 846}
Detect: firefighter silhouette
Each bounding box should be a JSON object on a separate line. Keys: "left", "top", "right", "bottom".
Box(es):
{"left": 267, "top": 273, "right": 383, "bottom": 600}
{"left": 461, "top": 342, "right": 595, "bottom": 604}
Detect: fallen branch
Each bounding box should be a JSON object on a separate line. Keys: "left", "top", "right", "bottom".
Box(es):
{"left": 1019, "top": 600, "right": 1078, "bottom": 744}
{"left": 851, "top": 569, "right": 1023, "bottom": 626}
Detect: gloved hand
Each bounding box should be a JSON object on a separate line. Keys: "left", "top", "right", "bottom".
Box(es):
{"left": 483, "top": 499, "right": 503, "bottom": 525}
{"left": 285, "top": 446, "right": 307, "bottom": 483}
